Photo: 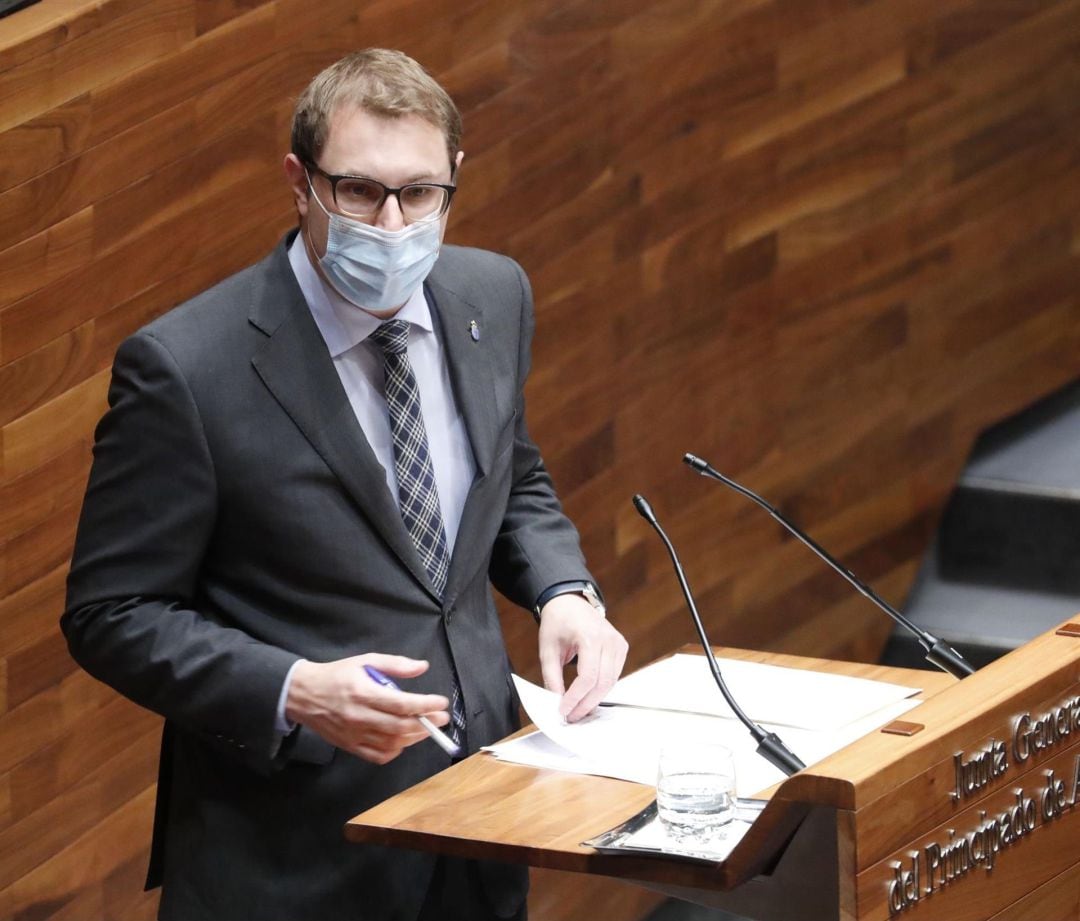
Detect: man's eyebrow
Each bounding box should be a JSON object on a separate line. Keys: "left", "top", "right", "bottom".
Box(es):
{"left": 332, "top": 168, "right": 446, "bottom": 184}
{"left": 403, "top": 170, "right": 448, "bottom": 184}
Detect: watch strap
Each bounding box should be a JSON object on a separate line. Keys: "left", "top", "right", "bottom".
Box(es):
{"left": 533, "top": 580, "right": 605, "bottom": 619}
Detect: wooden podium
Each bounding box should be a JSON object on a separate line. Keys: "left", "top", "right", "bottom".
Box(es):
{"left": 347, "top": 622, "right": 1080, "bottom": 920}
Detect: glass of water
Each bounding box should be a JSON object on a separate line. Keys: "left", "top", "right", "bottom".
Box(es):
{"left": 656, "top": 743, "right": 737, "bottom": 844}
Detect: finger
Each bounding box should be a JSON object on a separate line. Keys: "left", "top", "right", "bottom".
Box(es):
{"left": 355, "top": 669, "right": 450, "bottom": 716}
{"left": 596, "top": 631, "right": 628, "bottom": 700}
{"left": 539, "top": 634, "right": 568, "bottom": 696}
{"left": 358, "top": 705, "right": 446, "bottom": 738}
{"left": 568, "top": 650, "right": 613, "bottom": 722}
{"left": 363, "top": 713, "right": 453, "bottom": 755}
{"left": 558, "top": 641, "right": 598, "bottom": 719}
{"left": 361, "top": 653, "right": 430, "bottom": 679}
{"left": 398, "top": 723, "right": 451, "bottom": 751}
{"left": 355, "top": 720, "right": 432, "bottom": 751}
{"left": 371, "top": 689, "right": 450, "bottom": 718}
{"left": 564, "top": 649, "right": 610, "bottom": 721}
{"left": 584, "top": 631, "right": 628, "bottom": 714}
{"left": 395, "top": 726, "right": 435, "bottom": 749}
{"left": 361, "top": 722, "right": 458, "bottom": 762}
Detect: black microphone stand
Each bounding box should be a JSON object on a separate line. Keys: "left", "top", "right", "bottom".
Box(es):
{"left": 633, "top": 494, "right": 805, "bottom": 777}
{"left": 683, "top": 453, "right": 975, "bottom": 679}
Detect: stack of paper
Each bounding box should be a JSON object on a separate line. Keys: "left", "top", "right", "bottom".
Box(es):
{"left": 483, "top": 654, "right": 922, "bottom": 796}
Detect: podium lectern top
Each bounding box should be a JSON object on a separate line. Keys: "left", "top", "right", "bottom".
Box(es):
{"left": 347, "top": 624, "right": 1080, "bottom": 921}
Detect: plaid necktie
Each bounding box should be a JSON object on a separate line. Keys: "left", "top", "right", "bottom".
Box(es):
{"left": 369, "top": 320, "right": 466, "bottom": 747}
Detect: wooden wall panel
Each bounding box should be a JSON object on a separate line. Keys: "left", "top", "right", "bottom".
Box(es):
{"left": 1, "top": 0, "right": 1078, "bottom": 919}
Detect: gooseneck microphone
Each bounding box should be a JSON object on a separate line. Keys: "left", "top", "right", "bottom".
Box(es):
{"left": 632, "top": 494, "right": 806, "bottom": 777}
{"left": 682, "top": 453, "right": 975, "bottom": 679}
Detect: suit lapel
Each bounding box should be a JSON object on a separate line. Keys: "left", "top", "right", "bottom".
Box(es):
{"left": 425, "top": 270, "right": 504, "bottom": 603}
{"left": 248, "top": 239, "right": 440, "bottom": 600}
{"left": 426, "top": 276, "right": 499, "bottom": 479}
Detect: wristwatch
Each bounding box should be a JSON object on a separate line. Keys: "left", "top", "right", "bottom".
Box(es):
{"left": 533, "top": 580, "right": 606, "bottom": 621}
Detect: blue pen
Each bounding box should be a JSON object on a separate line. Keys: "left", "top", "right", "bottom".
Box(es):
{"left": 363, "top": 665, "right": 461, "bottom": 757}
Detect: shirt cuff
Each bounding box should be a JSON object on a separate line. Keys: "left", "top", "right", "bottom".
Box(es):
{"left": 275, "top": 659, "right": 305, "bottom": 735}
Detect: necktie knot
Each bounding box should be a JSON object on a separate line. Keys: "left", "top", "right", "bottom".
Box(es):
{"left": 369, "top": 320, "right": 409, "bottom": 357}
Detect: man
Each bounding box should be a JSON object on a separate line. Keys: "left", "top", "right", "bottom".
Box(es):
{"left": 62, "top": 49, "right": 628, "bottom": 921}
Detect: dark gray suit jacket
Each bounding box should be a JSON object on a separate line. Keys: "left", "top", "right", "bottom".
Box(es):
{"left": 62, "top": 233, "right": 594, "bottom": 921}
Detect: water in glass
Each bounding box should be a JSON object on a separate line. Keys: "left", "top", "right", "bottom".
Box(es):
{"left": 656, "top": 744, "right": 736, "bottom": 843}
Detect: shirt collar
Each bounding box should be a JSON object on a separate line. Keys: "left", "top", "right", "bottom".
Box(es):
{"left": 287, "top": 231, "right": 434, "bottom": 358}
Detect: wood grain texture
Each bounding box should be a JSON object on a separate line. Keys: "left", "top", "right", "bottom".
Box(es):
{"left": 344, "top": 650, "right": 921, "bottom": 893}
{"left": 1, "top": 0, "right": 1079, "bottom": 918}
{"left": 348, "top": 630, "right": 1080, "bottom": 920}
{"left": 987, "top": 864, "right": 1080, "bottom": 921}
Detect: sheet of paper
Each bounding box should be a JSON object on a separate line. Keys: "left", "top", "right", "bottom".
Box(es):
{"left": 603, "top": 653, "right": 921, "bottom": 731}
{"left": 498, "top": 675, "right": 921, "bottom": 796}
{"left": 482, "top": 731, "right": 637, "bottom": 780}
{"left": 507, "top": 678, "right": 742, "bottom": 785}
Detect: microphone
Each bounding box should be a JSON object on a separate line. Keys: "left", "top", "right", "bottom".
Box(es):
{"left": 632, "top": 494, "right": 806, "bottom": 777}
{"left": 682, "top": 453, "right": 975, "bottom": 679}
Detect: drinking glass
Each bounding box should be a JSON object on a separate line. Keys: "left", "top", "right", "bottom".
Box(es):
{"left": 656, "top": 743, "right": 737, "bottom": 844}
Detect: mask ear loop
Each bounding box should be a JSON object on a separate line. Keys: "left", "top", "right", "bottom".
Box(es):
{"left": 300, "top": 170, "right": 333, "bottom": 261}
{"left": 305, "top": 171, "right": 334, "bottom": 218}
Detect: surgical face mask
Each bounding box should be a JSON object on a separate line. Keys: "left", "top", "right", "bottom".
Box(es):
{"left": 307, "top": 180, "right": 442, "bottom": 312}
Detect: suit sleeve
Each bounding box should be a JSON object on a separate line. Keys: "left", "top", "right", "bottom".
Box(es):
{"left": 62, "top": 331, "right": 302, "bottom": 768}
{"left": 487, "top": 260, "right": 596, "bottom": 611}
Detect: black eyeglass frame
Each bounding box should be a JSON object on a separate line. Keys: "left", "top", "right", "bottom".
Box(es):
{"left": 306, "top": 163, "right": 457, "bottom": 223}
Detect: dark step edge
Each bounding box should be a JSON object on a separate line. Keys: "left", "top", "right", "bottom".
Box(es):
{"left": 956, "top": 476, "right": 1080, "bottom": 500}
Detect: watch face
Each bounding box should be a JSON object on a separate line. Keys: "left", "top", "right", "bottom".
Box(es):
{"left": 582, "top": 585, "right": 605, "bottom": 612}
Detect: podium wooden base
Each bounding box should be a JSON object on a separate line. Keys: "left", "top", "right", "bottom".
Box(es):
{"left": 348, "top": 625, "right": 1080, "bottom": 921}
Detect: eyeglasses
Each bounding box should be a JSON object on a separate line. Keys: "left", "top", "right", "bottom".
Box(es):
{"left": 307, "top": 164, "right": 456, "bottom": 224}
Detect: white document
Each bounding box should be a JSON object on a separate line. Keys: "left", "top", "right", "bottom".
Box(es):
{"left": 603, "top": 653, "right": 921, "bottom": 731}
{"left": 486, "top": 674, "right": 922, "bottom": 796}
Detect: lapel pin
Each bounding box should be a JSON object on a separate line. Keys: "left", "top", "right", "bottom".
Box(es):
{"left": 469, "top": 320, "right": 480, "bottom": 342}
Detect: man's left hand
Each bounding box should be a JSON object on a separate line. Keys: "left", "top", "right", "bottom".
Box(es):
{"left": 537, "top": 593, "right": 629, "bottom": 722}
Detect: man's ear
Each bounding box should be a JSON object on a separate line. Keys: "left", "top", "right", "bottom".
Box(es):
{"left": 453, "top": 149, "right": 464, "bottom": 178}
{"left": 283, "top": 153, "right": 310, "bottom": 218}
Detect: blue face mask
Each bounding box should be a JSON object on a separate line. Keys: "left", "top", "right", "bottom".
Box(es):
{"left": 308, "top": 180, "right": 442, "bottom": 312}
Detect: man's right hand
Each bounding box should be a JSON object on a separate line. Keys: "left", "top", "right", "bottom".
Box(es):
{"left": 285, "top": 654, "right": 450, "bottom": 764}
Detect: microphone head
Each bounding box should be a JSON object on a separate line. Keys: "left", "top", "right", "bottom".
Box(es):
{"left": 683, "top": 453, "right": 708, "bottom": 474}
{"left": 631, "top": 494, "right": 656, "bottom": 523}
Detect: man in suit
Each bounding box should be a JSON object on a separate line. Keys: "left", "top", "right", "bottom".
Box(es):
{"left": 62, "top": 49, "right": 628, "bottom": 921}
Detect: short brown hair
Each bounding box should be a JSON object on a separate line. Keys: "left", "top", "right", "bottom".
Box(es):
{"left": 291, "top": 49, "right": 462, "bottom": 171}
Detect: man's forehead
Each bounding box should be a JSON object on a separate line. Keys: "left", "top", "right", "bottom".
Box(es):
{"left": 322, "top": 105, "right": 448, "bottom": 161}
{"left": 319, "top": 109, "right": 455, "bottom": 181}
